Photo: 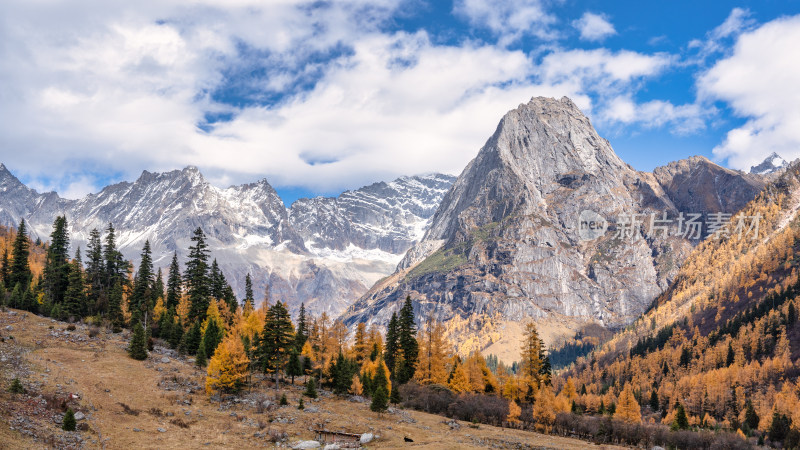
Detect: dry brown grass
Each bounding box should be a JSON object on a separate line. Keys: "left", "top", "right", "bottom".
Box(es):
{"left": 0, "top": 309, "right": 624, "bottom": 449}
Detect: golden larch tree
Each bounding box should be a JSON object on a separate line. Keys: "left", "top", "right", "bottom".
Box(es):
{"left": 206, "top": 332, "right": 250, "bottom": 395}
{"left": 615, "top": 383, "right": 642, "bottom": 423}
{"left": 415, "top": 320, "right": 450, "bottom": 385}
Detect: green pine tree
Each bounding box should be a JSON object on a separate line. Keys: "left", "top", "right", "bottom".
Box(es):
{"left": 185, "top": 227, "right": 210, "bottom": 322}
{"left": 130, "top": 241, "right": 154, "bottom": 325}
{"left": 62, "top": 253, "right": 85, "bottom": 320}
{"left": 181, "top": 320, "right": 202, "bottom": 355}
{"left": 195, "top": 346, "right": 207, "bottom": 367}
{"left": 384, "top": 312, "right": 399, "bottom": 375}
{"left": 303, "top": 377, "right": 318, "bottom": 399}
{"left": 371, "top": 386, "right": 388, "bottom": 413}
{"left": 295, "top": 303, "right": 308, "bottom": 350}
{"left": 396, "top": 296, "right": 419, "bottom": 384}
{"left": 671, "top": 403, "right": 689, "bottom": 430}
{"left": 244, "top": 273, "right": 254, "bottom": 311}
{"left": 287, "top": 349, "right": 302, "bottom": 385}
{"left": 201, "top": 319, "right": 222, "bottom": 359}
{"left": 128, "top": 321, "right": 148, "bottom": 360}
{"left": 62, "top": 408, "right": 76, "bottom": 431}
{"left": 166, "top": 252, "right": 182, "bottom": 310}
{"left": 279, "top": 393, "right": 288, "bottom": 406}
{"left": 9, "top": 219, "right": 32, "bottom": 289}
{"left": 256, "top": 301, "right": 295, "bottom": 389}
{"left": 8, "top": 378, "right": 24, "bottom": 394}
{"left": 108, "top": 279, "right": 124, "bottom": 333}
{"left": 85, "top": 228, "right": 105, "bottom": 315}
{"left": 43, "top": 215, "right": 70, "bottom": 306}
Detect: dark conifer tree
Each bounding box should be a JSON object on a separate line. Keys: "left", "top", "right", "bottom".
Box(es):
{"left": 9, "top": 219, "right": 32, "bottom": 289}
{"left": 62, "top": 408, "right": 76, "bottom": 431}
{"left": 85, "top": 228, "right": 105, "bottom": 314}
{"left": 103, "top": 223, "right": 127, "bottom": 288}
{"left": 63, "top": 250, "right": 85, "bottom": 320}
{"left": 166, "top": 252, "right": 182, "bottom": 309}
{"left": 287, "top": 349, "right": 302, "bottom": 385}
{"left": 384, "top": 312, "right": 399, "bottom": 375}
{"left": 44, "top": 215, "right": 70, "bottom": 305}
{"left": 295, "top": 303, "right": 308, "bottom": 350}
{"left": 0, "top": 248, "right": 10, "bottom": 288}
{"left": 108, "top": 279, "right": 124, "bottom": 332}
{"left": 210, "top": 259, "right": 225, "bottom": 300}
{"left": 303, "top": 377, "right": 318, "bottom": 399}
{"left": 244, "top": 273, "right": 254, "bottom": 310}
{"left": 201, "top": 319, "right": 222, "bottom": 359}
{"left": 396, "top": 296, "right": 418, "bottom": 384}
{"left": 185, "top": 227, "right": 210, "bottom": 322}
{"left": 153, "top": 268, "right": 164, "bottom": 305}
{"left": 128, "top": 321, "right": 148, "bottom": 360}
{"left": 181, "top": 320, "right": 202, "bottom": 356}
{"left": 130, "top": 240, "right": 154, "bottom": 325}
{"left": 257, "top": 301, "right": 295, "bottom": 388}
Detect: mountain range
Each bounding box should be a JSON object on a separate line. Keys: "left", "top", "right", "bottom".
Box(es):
{"left": 0, "top": 96, "right": 787, "bottom": 361}
{"left": 0, "top": 162, "right": 454, "bottom": 318}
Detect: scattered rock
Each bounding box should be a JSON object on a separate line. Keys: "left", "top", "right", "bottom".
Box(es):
{"left": 293, "top": 440, "right": 321, "bottom": 449}
{"left": 74, "top": 412, "right": 85, "bottom": 421}
{"left": 360, "top": 433, "right": 373, "bottom": 444}
{"left": 161, "top": 357, "right": 170, "bottom": 364}
{"left": 133, "top": 428, "right": 142, "bottom": 432}
{"left": 5, "top": 326, "right": 12, "bottom": 331}
{"left": 443, "top": 419, "right": 461, "bottom": 430}
{"left": 348, "top": 395, "right": 365, "bottom": 403}
{"left": 157, "top": 428, "right": 166, "bottom": 433}
{"left": 323, "top": 444, "right": 340, "bottom": 450}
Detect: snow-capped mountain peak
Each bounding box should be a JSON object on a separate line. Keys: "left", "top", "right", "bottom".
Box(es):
{"left": 750, "top": 152, "right": 788, "bottom": 175}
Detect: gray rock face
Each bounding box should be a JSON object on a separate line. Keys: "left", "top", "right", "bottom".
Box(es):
{"left": 653, "top": 156, "right": 765, "bottom": 215}
{"left": 341, "top": 97, "right": 764, "bottom": 358}
{"left": 0, "top": 165, "right": 454, "bottom": 318}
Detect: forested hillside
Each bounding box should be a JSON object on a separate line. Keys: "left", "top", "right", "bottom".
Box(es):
{"left": 556, "top": 164, "right": 800, "bottom": 448}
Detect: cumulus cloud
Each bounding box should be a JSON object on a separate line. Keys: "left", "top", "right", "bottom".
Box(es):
{"left": 698, "top": 14, "right": 800, "bottom": 169}
{"left": 604, "top": 96, "right": 711, "bottom": 134}
{"left": 573, "top": 12, "right": 616, "bottom": 42}
{"left": 0, "top": 0, "right": 692, "bottom": 196}
{"left": 453, "top": 0, "right": 557, "bottom": 45}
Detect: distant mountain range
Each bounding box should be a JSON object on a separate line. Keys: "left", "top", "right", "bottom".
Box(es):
{"left": 0, "top": 162, "right": 454, "bottom": 318}
{"left": 0, "top": 96, "right": 787, "bottom": 359}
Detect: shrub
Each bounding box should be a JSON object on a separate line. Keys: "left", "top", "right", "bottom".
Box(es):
{"left": 303, "top": 378, "right": 318, "bottom": 399}
{"left": 66, "top": 324, "right": 76, "bottom": 331}
{"left": 62, "top": 409, "right": 76, "bottom": 431}
{"left": 399, "top": 383, "right": 455, "bottom": 415}
{"left": 298, "top": 398, "right": 304, "bottom": 410}
{"left": 447, "top": 393, "right": 508, "bottom": 426}
{"left": 8, "top": 378, "right": 24, "bottom": 394}
{"left": 279, "top": 394, "right": 288, "bottom": 406}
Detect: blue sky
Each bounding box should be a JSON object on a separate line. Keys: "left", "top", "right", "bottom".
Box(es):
{"left": 1, "top": 1, "right": 800, "bottom": 206}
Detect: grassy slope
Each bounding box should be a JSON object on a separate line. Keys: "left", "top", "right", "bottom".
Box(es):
{"left": 0, "top": 309, "right": 622, "bottom": 449}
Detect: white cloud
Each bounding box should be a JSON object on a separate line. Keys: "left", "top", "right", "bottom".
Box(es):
{"left": 453, "top": 0, "right": 557, "bottom": 45}
{"left": 688, "top": 7, "right": 755, "bottom": 63}
{"left": 698, "top": 14, "right": 800, "bottom": 170}
{"left": 573, "top": 12, "right": 616, "bottom": 42}
{"left": 604, "top": 96, "right": 710, "bottom": 134}
{"left": 0, "top": 0, "right": 691, "bottom": 195}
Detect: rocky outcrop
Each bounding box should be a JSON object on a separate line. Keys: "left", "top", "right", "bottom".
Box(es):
{"left": 341, "top": 97, "right": 764, "bottom": 361}
{"left": 653, "top": 156, "right": 766, "bottom": 215}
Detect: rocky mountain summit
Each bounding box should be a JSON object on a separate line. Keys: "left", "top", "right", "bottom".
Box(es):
{"left": 342, "top": 97, "right": 768, "bottom": 362}
{"left": 750, "top": 152, "right": 788, "bottom": 175}
{"left": 0, "top": 164, "right": 454, "bottom": 318}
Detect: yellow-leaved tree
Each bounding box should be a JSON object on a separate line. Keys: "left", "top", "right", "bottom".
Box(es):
{"left": 615, "top": 383, "right": 642, "bottom": 423}
{"left": 206, "top": 332, "right": 250, "bottom": 395}
{"left": 415, "top": 320, "right": 450, "bottom": 385}
{"left": 532, "top": 385, "right": 556, "bottom": 431}
{"left": 448, "top": 359, "right": 470, "bottom": 393}
{"left": 507, "top": 400, "right": 522, "bottom": 425}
